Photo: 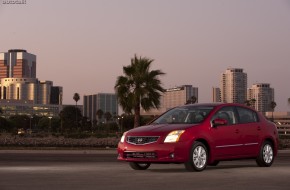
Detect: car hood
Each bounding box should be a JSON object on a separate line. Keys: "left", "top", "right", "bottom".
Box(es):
{"left": 126, "top": 123, "right": 197, "bottom": 136}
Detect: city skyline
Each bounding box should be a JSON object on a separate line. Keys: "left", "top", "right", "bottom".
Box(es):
{"left": 1, "top": 0, "right": 290, "bottom": 111}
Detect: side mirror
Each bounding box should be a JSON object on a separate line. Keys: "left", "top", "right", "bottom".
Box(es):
{"left": 211, "top": 118, "right": 228, "bottom": 128}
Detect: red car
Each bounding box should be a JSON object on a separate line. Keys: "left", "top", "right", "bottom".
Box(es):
{"left": 117, "top": 103, "right": 279, "bottom": 172}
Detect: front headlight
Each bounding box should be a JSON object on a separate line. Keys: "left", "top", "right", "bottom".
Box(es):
{"left": 164, "top": 130, "right": 185, "bottom": 143}
{"left": 120, "top": 132, "right": 127, "bottom": 143}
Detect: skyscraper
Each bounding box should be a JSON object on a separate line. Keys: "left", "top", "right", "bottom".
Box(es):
{"left": 220, "top": 68, "right": 247, "bottom": 104}
{"left": 0, "top": 49, "right": 36, "bottom": 79}
{"left": 0, "top": 49, "right": 62, "bottom": 115}
{"left": 247, "top": 83, "right": 274, "bottom": 113}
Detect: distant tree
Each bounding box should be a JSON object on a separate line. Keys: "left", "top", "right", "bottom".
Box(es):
{"left": 59, "top": 110, "right": 64, "bottom": 133}
{"left": 244, "top": 100, "right": 251, "bottom": 106}
{"left": 96, "top": 109, "right": 104, "bottom": 125}
{"left": 38, "top": 117, "right": 50, "bottom": 132}
{"left": 104, "top": 112, "right": 112, "bottom": 123}
{"left": 288, "top": 98, "right": 290, "bottom": 109}
{"left": 250, "top": 99, "right": 256, "bottom": 108}
{"left": 185, "top": 96, "right": 197, "bottom": 105}
{"left": 0, "top": 117, "right": 10, "bottom": 132}
{"left": 270, "top": 101, "right": 277, "bottom": 122}
{"left": 115, "top": 54, "right": 165, "bottom": 128}
{"left": 245, "top": 99, "right": 256, "bottom": 108}
{"left": 9, "top": 115, "right": 30, "bottom": 130}
{"left": 73, "top": 93, "right": 80, "bottom": 127}
{"left": 61, "top": 106, "right": 82, "bottom": 132}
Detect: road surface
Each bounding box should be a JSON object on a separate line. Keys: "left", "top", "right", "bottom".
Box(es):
{"left": 0, "top": 149, "right": 289, "bottom": 190}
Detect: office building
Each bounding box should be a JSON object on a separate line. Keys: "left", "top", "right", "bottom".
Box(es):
{"left": 0, "top": 49, "right": 63, "bottom": 117}
{"left": 141, "top": 85, "right": 198, "bottom": 116}
{"left": 220, "top": 68, "right": 247, "bottom": 104}
{"left": 247, "top": 83, "right": 274, "bottom": 113}
{"left": 83, "top": 93, "right": 118, "bottom": 122}
{"left": 50, "top": 86, "right": 63, "bottom": 105}
{"left": 0, "top": 49, "right": 36, "bottom": 79}
{"left": 212, "top": 87, "right": 221, "bottom": 102}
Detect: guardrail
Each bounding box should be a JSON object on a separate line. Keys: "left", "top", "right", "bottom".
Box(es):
{"left": 277, "top": 125, "right": 290, "bottom": 136}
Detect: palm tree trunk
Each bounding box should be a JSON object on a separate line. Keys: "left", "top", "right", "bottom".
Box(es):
{"left": 134, "top": 104, "right": 141, "bottom": 128}
{"left": 75, "top": 102, "right": 78, "bottom": 128}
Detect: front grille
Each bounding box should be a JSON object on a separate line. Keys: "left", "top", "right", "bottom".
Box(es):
{"left": 127, "top": 136, "right": 159, "bottom": 145}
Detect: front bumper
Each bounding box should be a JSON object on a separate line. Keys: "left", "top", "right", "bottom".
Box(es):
{"left": 117, "top": 140, "right": 191, "bottom": 163}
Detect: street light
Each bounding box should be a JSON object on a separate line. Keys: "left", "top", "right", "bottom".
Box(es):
{"left": 30, "top": 116, "right": 33, "bottom": 133}
{"left": 121, "top": 116, "right": 124, "bottom": 133}
{"left": 48, "top": 116, "right": 52, "bottom": 133}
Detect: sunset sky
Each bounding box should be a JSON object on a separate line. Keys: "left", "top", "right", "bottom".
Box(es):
{"left": 1, "top": 0, "right": 290, "bottom": 111}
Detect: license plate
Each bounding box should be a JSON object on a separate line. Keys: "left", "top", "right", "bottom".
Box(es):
{"left": 125, "top": 152, "right": 157, "bottom": 159}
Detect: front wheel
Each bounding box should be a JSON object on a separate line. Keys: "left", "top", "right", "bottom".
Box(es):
{"left": 184, "top": 141, "right": 208, "bottom": 172}
{"left": 256, "top": 141, "right": 274, "bottom": 167}
{"left": 129, "top": 162, "right": 151, "bottom": 170}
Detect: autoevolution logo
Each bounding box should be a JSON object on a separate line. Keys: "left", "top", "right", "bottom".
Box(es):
{"left": 2, "top": 0, "right": 26, "bottom": 4}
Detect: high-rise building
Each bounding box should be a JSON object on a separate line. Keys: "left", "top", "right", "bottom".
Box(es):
{"left": 220, "top": 68, "right": 247, "bottom": 104}
{"left": 247, "top": 83, "right": 274, "bottom": 113}
{"left": 50, "top": 86, "right": 63, "bottom": 105}
{"left": 0, "top": 49, "right": 63, "bottom": 117}
{"left": 0, "top": 49, "right": 36, "bottom": 79}
{"left": 212, "top": 87, "right": 221, "bottom": 102}
{"left": 83, "top": 93, "right": 118, "bottom": 122}
{"left": 141, "top": 85, "right": 198, "bottom": 115}
{"left": 163, "top": 85, "right": 198, "bottom": 109}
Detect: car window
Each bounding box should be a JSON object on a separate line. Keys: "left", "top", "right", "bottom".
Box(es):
{"left": 236, "top": 107, "right": 259, "bottom": 124}
{"left": 153, "top": 106, "right": 214, "bottom": 124}
{"left": 211, "top": 106, "right": 237, "bottom": 125}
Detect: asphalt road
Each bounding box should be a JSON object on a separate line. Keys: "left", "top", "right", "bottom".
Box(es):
{"left": 0, "top": 149, "right": 290, "bottom": 190}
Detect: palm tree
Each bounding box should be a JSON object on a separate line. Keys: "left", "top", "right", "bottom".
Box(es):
{"left": 185, "top": 96, "right": 197, "bottom": 105}
{"left": 245, "top": 99, "right": 256, "bottom": 108}
{"left": 115, "top": 54, "right": 165, "bottom": 128}
{"left": 73, "top": 93, "right": 80, "bottom": 128}
{"left": 250, "top": 98, "right": 256, "bottom": 108}
{"left": 270, "top": 101, "right": 277, "bottom": 122}
{"left": 244, "top": 100, "right": 251, "bottom": 106}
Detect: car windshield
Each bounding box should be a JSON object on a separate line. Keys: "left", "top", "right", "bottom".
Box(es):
{"left": 152, "top": 106, "right": 214, "bottom": 124}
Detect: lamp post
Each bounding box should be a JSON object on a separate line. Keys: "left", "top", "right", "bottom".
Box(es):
{"left": 121, "top": 116, "right": 124, "bottom": 133}
{"left": 48, "top": 116, "right": 52, "bottom": 133}
{"left": 30, "top": 116, "right": 33, "bottom": 133}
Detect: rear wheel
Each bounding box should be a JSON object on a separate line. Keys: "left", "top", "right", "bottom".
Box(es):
{"left": 256, "top": 141, "right": 274, "bottom": 167}
{"left": 185, "top": 141, "right": 208, "bottom": 172}
{"left": 129, "top": 162, "right": 151, "bottom": 170}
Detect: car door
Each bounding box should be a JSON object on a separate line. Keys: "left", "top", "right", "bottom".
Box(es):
{"left": 236, "top": 106, "right": 261, "bottom": 156}
{"left": 210, "top": 106, "right": 243, "bottom": 158}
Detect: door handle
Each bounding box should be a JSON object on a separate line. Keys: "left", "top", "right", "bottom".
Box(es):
{"left": 235, "top": 129, "right": 239, "bottom": 134}
{"left": 257, "top": 126, "right": 261, "bottom": 131}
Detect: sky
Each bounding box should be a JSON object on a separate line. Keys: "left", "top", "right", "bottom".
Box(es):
{"left": 0, "top": 0, "right": 290, "bottom": 111}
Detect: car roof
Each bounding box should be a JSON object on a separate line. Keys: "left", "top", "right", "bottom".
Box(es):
{"left": 180, "top": 103, "right": 253, "bottom": 109}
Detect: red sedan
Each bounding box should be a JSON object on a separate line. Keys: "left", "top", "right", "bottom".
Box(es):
{"left": 117, "top": 103, "right": 279, "bottom": 172}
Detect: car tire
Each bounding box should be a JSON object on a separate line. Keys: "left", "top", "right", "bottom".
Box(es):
{"left": 129, "top": 162, "right": 151, "bottom": 170}
{"left": 256, "top": 141, "right": 274, "bottom": 167}
{"left": 184, "top": 141, "right": 208, "bottom": 172}
{"left": 208, "top": 160, "right": 219, "bottom": 166}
